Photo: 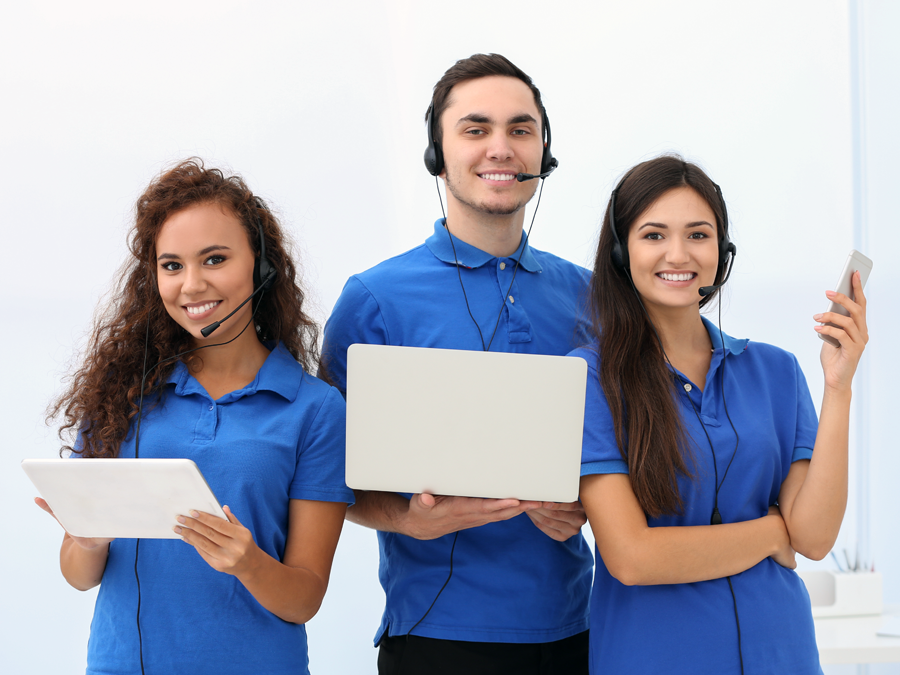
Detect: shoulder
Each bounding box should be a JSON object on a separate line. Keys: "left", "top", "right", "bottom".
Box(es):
{"left": 348, "top": 243, "right": 435, "bottom": 292}
{"left": 737, "top": 339, "right": 803, "bottom": 373}
{"left": 530, "top": 247, "right": 591, "bottom": 282}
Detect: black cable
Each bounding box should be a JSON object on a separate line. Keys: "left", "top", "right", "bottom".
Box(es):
{"left": 726, "top": 576, "right": 745, "bottom": 674}
{"left": 130, "top": 296, "right": 264, "bottom": 675}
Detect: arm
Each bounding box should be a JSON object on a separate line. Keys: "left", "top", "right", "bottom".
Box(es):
{"left": 777, "top": 273, "right": 868, "bottom": 560}
{"left": 347, "top": 490, "right": 539, "bottom": 540}
{"left": 177, "top": 499, "right": 346, "bottom": 624}
{"left": 580, "top": 473, "right": 794, "bottom": 586}
{"left": 35, "top": 497, "right": 112, "bottom": 591}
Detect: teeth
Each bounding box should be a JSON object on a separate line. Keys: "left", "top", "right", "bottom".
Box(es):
{"left": 187, "top": 302, "right": 218, "bottom": 315}
{"left": 482, "top": 173, "right": 515, "bottom": 181}
{"left": 659, "top": 273, "right": 694, "bottom": 282}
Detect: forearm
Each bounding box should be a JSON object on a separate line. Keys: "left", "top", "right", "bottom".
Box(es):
{"left": 781, "top": 388, "right": 851, "bottom": 559}
{"left": 59, "top": 535, "right": 109, "bottom": 591}
{"left": 345, "top": 490, "right": 411, "bottom": 535}
{"left": 601, "top": 515, "right": 786, "bottom": 586}
{"left": 235, "top": 552, "right": 329, "bottom": 624}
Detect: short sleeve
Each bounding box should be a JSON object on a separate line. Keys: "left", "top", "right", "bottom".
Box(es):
{"left": 320, "top": 276, "right": 390, "bottom": 395}
{"left": 290, "top": 386, "right": 355, "bottom": 505}
{"left": 790, "top": 355, "right": 819, "bottom": 463}
{"left": 570, "top": 347, "right": 629, "bottom": 477}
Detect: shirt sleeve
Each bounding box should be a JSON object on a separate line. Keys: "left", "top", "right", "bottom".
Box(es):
{"left": 290, "top": 385, "right": 355, "bottom": 505}
{"left": 571, "top": 348, "right": 629, "bottom": 477}
{"left": 319, "top": 276, "right": 390, "bottom": 396}
{"left": 790, "top": 355, "right": 819, "bottom": 463}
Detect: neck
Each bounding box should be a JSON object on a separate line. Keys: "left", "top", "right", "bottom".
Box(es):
{"left": 644, "top": 304, "right": 711, "bottom": 360}
{"left": 187, "top": 317, "right": 270, "bottom": 379}
{"left": 444, "top": 196, "right": 525, "bottom": 257}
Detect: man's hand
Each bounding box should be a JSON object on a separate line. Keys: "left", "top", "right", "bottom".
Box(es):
{"left": 405, "top": 494, "right": 540, "bottom": 540}
{"left": 526, "top": 501, "right": 587, "bottom": 541}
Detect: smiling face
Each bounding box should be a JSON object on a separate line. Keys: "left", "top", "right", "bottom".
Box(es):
{"left": 626, "top": 186, "right": 720, "bottom": 315}
{"left": 438, "top": 75, "right": 544, "bottom": 218}
{"left": 155, "top": 202, "right": 257, "bottom": 343}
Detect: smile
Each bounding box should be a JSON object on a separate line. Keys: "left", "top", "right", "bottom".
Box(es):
{"left": 185, "top": 301, "right": 221, "bottom": 315}
{"left": 657, "top": 272, "right": 696, "bottom": 282}
{"left": 479, "top": 173, "right": 516, "bottom": 182}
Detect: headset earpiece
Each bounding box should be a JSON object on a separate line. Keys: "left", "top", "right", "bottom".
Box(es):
{"left": 539, "top": 107, "right": 557, "bottom": 176}
{"left": 424, "top": 104, "right": 444, "bottom": 176}
{"left": 252, "top": 197, "right": 276, "bottom": 291}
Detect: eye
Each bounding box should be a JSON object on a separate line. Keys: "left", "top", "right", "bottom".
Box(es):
{"left": 204, "top": 254, "right": 226, "bottom": 265}
{"left": 160, "top": 261, "right": 182, "bottom": 272}
{"left": 643, "top": 232, "right": 664, "bottom": 241}
{"left": 511, "top": 128, "right": 531, "bottom": 136}
{"left": 688, "top": 231, "right": 710, "bottom": 240}
{"left": 465, "top": 127, "right": 486, "bottom": 136}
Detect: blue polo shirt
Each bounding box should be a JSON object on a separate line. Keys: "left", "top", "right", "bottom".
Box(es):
{"left": 322, "top": 219, "right": 594, "bottom": 644}
{"left": 572, "top": 318, "right": 821, "bottom": 675}
{"left": 83, "top": 343, "right": 354, "bottom": 675}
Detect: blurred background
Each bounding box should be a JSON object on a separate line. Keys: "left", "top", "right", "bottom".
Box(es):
{"left": 2, "top": 1, "right": 896, "bottom": 672}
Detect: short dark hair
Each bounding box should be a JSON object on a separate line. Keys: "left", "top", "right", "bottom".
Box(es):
{"left": 427, "top": 53, "right": 545, "bottom": 146}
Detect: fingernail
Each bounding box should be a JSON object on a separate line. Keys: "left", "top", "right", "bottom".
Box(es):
{"left": 826, "top": 290, "right": 836, "bottom": 297}
{"left": 813, "top": 313, "right": 823, "bottom": 321}
{"left": 814, "top": 325, "right": 823, "bottom": 331}
{"left": 173, "top": 526, "right": 182, "bottom": 534}
{"left": 190, "top": 510, "right": 200, "bottom": 518}
{"left": 176, "top": 516, "right": 186, "bottom": 524}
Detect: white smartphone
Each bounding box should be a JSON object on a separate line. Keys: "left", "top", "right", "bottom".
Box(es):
{"left": 819, "top": 249, "right": 873, "bottom": 348}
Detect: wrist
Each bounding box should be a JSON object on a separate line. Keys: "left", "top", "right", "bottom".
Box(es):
{"left": 767, "top": 514, "right": 789, "bottom": 555}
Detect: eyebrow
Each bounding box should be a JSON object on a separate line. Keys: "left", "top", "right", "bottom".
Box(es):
{"left": 636, "top": 221, "right": 714, "bottom": 232}
{"left": 455, "top": 112, "right": 539, "bottom": 128}
{"left": 157, "top": 244, "right": 231, "bottom": 262}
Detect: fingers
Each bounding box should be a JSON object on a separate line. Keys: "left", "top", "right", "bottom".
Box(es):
{"left": 34, "top": 497, "right": 55, "bottom": 517}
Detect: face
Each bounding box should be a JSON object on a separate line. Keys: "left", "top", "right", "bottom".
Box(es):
{"left": 155, "top": 202, "right": 257, "bottom": 342}
{"left": 626, "top": 186, "right": 720, "bottom": 314}
{"left": 439, "top": 75, "right": 545, "bottom": 217}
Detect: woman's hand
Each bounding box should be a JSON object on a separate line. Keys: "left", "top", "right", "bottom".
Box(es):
{"left": 766, "top": 505, "right": 796, "bottom": 570}
{"left": 175, "top": 506, "right": 262, "bottom": 577}
{"left": 34, "top": 497, "right": 114, "bottom": 551}
{"left": 814, "top": 270, "right": 869, "bottom": 393}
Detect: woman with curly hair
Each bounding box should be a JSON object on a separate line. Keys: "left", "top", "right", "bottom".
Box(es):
{"left": 38, "top": 159, "right": 353, "bottom": 674}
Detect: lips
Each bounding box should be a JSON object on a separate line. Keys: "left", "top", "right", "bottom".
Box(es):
{"left": 657, "top": 272, "right": 696, "bottom": 282}
{"left": 184, "top": 300, "right": 221, "bottom": 316}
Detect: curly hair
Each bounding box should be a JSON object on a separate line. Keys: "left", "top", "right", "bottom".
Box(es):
{"left": 48, "top": 158, "right": 321, "bottom": 458}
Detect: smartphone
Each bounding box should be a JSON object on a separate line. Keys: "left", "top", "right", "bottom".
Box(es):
{"left": 819, "top": 249, "right": 873, "bottom": 348}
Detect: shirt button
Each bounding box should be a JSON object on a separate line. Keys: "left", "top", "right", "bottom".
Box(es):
{"left": 208, "top": 405, "right": 214, "bottom": 410}
{"left": 509, "top": 295, "right": 515, "bottom": 303}
{"left": 683, "top": 383, "right": 692, "bottom": 392}
{"left": 500, "top": 262, "right": 506, "bottom": 270}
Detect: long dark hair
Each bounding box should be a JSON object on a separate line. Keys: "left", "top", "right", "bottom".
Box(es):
{"left": 48, "top": 159, "right": 321, "bottom": 458}
{"left": 590, "top": 155, "right": 728, "bottom": 517}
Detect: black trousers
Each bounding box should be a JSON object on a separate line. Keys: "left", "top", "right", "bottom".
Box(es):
{"left": 377, "top": 631, "right": 589, "bottom": 675}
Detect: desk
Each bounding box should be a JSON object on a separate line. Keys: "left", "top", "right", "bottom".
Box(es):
{"left": 815, "top": 605, "right": 900, "bottom": 664}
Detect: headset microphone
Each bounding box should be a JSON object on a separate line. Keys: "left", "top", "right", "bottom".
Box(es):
{"left": 200, "top": 270, "right": 275, "bottom": 337}
{"left": 516, "top": 159, "right": 558, "bottom": 182}
{"left": 698, "top": 242, "right": 737, "bottom": 297}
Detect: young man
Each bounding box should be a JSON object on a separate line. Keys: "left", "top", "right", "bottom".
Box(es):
{"left": 321, "top": 54, "right": 592, "bottom": 674}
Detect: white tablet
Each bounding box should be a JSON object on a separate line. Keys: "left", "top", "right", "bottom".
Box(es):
{"left": 346, "top": 344, "right": 587, "bottom": 502}
{"left": 22, "top": 458, "right": 227, "bottom": 539}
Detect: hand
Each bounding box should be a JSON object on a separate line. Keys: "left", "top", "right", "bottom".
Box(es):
{"left": 814, "top": 271, "right": 869, "bottom": 393}
{"left": 526, "top": 501, "right": 587, "bottom": 541}
{"left": 405, "top": 494, "right": 540, "bottom": 540}
{"left": 175, "top": 506, "right": 262, "bottom": 577}
{"left": 34, "top": 497, "right": 114, "bottom": 551}
{"left": 767, "top": 505, "right": 797, "bottom": 570}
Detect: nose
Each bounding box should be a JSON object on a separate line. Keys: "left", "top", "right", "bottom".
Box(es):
{"left": 486, "top": 133, "right": 514, "bottom": 162}
{"left": 181, "top": 264, "right": 207, "bottom": 295}
{"left": 665, "top": 237, "right": 690, "bottom": 264}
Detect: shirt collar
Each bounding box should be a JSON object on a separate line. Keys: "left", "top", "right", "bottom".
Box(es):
{"left": 703, "top": 316, "right": 749, "bottom": 356}
{"left": 166, "top": 341, "right": 304, "bottom": 402}
{"left": 425, "top": 218, "right": 542, "bottom": 273}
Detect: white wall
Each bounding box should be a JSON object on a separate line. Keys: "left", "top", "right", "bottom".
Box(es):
{"left": 1, "top": 1, "right": 895, "bottom": 673}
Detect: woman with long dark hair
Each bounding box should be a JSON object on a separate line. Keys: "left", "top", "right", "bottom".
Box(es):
{"left": 574, "top": 155, "right": 867, "bottom": 674}
{"left": 38, "top": 159, "right": 353, "bottom": 674}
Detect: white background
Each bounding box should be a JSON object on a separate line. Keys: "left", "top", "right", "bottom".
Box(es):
{"left": 1, "top": 1, "right": 897, "bottom": 673}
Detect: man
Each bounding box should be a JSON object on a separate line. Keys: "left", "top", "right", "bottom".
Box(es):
{"left": 322, "top": 54, "right": 592, "bottom": 674}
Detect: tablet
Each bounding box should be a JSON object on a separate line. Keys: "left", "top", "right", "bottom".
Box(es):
{"left": 22, "top": 458, "right": 227, "bottom": 539}
{"left": 346, "top": 344, "right": 587, "bottom": 502}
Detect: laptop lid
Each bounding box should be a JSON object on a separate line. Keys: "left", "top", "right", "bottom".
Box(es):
{"left": 346, "top": 344, "right": 587, "bottom": 502}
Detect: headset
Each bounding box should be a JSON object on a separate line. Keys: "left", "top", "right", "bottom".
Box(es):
{"left": 132, "top": 195, "right": 278, "bottom": 675}
{"left": 423, "top": 102, "right": 558, "bottom": 180}
{"left": 608, "top": 168, "right": 746, "bottom": 674}
{"left": 608, "top": 172, "right": 736, "bottom": 297}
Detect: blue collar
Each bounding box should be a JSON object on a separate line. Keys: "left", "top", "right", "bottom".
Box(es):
{"left": 703, "top": 316, "right": 748, "bottom": 356}
{"left": 425, "top": 218, "right": 542, "bottom": 272}
{"left": 166, "top": 341, "right": 304, "bottom": 403}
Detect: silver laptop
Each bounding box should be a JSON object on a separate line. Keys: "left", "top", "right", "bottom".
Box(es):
{"left": 345, "top": 344, "right": 587, "bottom": 502}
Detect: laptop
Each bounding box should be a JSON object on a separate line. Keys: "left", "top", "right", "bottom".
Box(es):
{"left": 345, "top": 344, "right": 587, "bottom": 502}
{"left": 22, "top": 458, "right": 226, "bottom": 539}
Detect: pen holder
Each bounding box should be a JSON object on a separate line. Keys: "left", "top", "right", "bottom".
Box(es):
{"left": 797, "top": 570, "right": 883, "bottom": 618}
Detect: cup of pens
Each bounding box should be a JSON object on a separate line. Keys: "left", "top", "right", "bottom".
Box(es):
{"left": 797, "top": 549, "right": 882, "bottom": 618}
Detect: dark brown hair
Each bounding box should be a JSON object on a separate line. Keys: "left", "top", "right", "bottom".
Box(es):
{"left": 427, "top": 53, "right": 545, "bottom": 145}
{"left": 590, "top": 155, "right": 728, "bottom": 517}
{"left": 48, "top": 158, "right": 321, "bottom": 458}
